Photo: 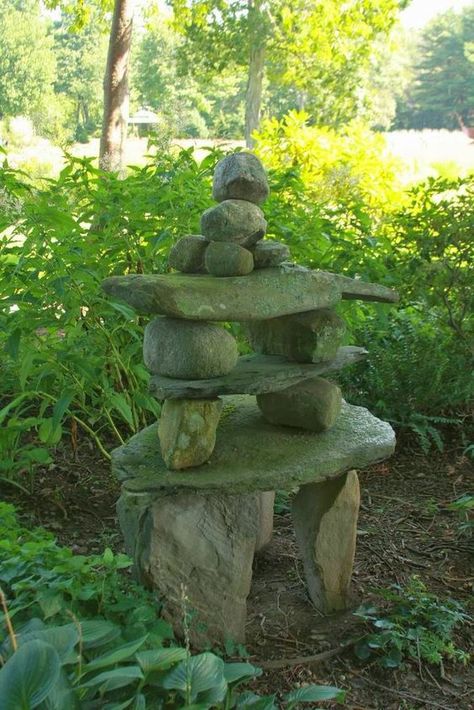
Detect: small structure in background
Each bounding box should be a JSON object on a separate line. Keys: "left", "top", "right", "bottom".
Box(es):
{"left": 103, "top": 152, "right": 399, "bottom": 648}
{"left": 128, "top": 107, "right": 159, "bottom": 137}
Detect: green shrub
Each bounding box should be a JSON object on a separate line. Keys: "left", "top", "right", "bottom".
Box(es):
{"left": 354, "top": 577, "right": 471, "bottom": 668}
{"left": 0, "top": 503, "right": 345, "bottom": 709}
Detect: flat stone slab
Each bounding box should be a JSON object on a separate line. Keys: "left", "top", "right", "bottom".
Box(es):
{"left": 102, "top": 265, "right": 398, "bottom": 321}
{"left": 149, "top": 346, "right": 367, "bottom": 400}
{"left": 112, "top": 397, "right": 396, "bottom": 494}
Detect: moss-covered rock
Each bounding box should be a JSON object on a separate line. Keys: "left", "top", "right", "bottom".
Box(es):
{"left": 200, "top": 199, "right": 267, "bottom": 246}
{"left": 143, "top": 317, "right": 238, "bottom": 378}
{"left": 212, "top": 153, "right": 269, "bottom": 205}
{"left": 168, "top": 235, "right": 208, "bottom": 273}
{"left": 252, "top": 239, "right": 290, "bottom": 269}
{"left": 257, "top": 378, "right": 342, "bottom": 432}
{"left": 205, "top": 241, "right": 254, "bottom": 277}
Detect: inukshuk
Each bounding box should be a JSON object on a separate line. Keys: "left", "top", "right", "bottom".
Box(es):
{"left": 102, "top": 153, "right": 398, "bottom": 647}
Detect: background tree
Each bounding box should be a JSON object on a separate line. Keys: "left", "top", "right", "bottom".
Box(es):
{"left": 170, "top": 0, "right": 408, "bottom": 146}
{"left": 53, "top": 17, "right": 108, "bottom": 141}
{"left": 395, "top": 6, "right": 474, "bottom": 129}
{"left": 0, "top": 0, "right": 56, "bottom": 119}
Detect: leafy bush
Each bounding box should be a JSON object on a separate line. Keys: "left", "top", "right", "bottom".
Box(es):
{"left": 0, "top": 504, "right": 345, "bottom": 709}
{"left": 354, "top": 577, "right": 471, "bottom": 668}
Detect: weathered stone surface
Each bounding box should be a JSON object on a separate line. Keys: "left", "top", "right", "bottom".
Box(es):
{"left": 102, "top": 265, "right": 398, "bottom": 321}
{"left": 149, "top": 347, "right": 367, "bottom": 400}
{"left": 245, "top": 309, "right": 346, "bottom": 363}
{"left": 116, "top": 490, "right": 154, "bottom": 588}
{"left": 200, "top": 200, "right": 267, "bottom": 246}
{"left": 158, "top": 398, "right": 222, "bottom": 470}
{"left": 111, "top": 397, "right": 396, "bottom": 494}
{"left": 168, "top": 235, "right": 208, "bottom": 273}
{"left": 292, "top": 470, "right": 360, "bottom": 612}
{"left": 252, "top": 240, "right": 290, "bottom": 269}
{"left": 205, "top": 241, "right": 254, "bottom": 277}
{"left": 119, "top": 488, "right": 259, "bottom": 646}
{"left": 143, "top": 317, "right": 238, "bottom": 378}
{"left": 255, "top": 491, "right": 275, "bottom": 552}
{"left": 213, "top": 153, "right": 269, "bottom": 205}
{"left": 257, "top": 378, "right": 342, "bottom": 433}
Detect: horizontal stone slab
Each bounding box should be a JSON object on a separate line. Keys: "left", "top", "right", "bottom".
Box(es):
{"left": 102, "top": 264, "right": 398, "bottom": 321}
{"left": 149, "top": 346, "right": 367, "bottom": 400}
{"left": 112, "top": 397, "right": 395, "bottom": 495}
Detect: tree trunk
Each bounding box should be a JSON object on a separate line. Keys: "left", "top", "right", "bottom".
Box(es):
{"left": 99, "top": 0, "right": 134, "bottom": 172}
{"left": 245, "top": 0, "right": 266, "bottom": 149}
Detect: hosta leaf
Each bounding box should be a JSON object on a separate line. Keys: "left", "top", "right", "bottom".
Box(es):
{"left": 18, "top": 623, "right": 79, "bottom": 664}
{"left": 0, "top": 640, "right": 61, "bottom": 709}
{"left": 136, "top": 647, "right": 188, "bottom": 674}
{"left": 80, "top": 665, "right": 143, "bottom": 692}
{"left": 236, "top": 691, "right": 277, "bottom": 709}
{"left": 162, "top": 652, "right": 226, "bottom": 702}
{"left": 285, "top": 685, "right": 346, "bottom": 704}
{"left": 83, "top": 635, "right": 148, "bottom": 673}
{"left": 223, "top": 662, "right": 262, "bottom": 685}
{"left": 79, "top": 620, "right": 121, "bottom": 649}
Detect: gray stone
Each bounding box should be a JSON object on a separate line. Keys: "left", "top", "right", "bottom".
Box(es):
{"left": 168, "top": 235, "right": 208, "bottom": 273}
{"left": 205, "top": 241, "right": 254, "bottom": 277}
{"left": 102, "top": 265, "right": 398, "bottom": 321}
{"left": 257, "top": 378, "right": 342, "bottom": 433}
{"left": 252, "top": 240, "right": 290, "bottom": 269}
{"left": 292, "top": 470, "right": 360, "bottom": 612}
{"left": 149, "top": 347, "right": 367, "bottom": 400}
{"left": 212, "top": 153, "right": 269, "bottom": 205}
{"left": 121, "top": 489, "right": 259, "bottom": 646}
{"left": 111, "top": 396, "right": 396, "bottom": 494}
{"left": 200, "top": 200, "right": 267, "bottom": 246}
{"left": 143, "top": 317, "right": 238, "bottom": 379}
{"left": 245, "top": 309, "right": 346, "bottom": 363}
{"left": 255, "top": 491, "right": 275, "bottom": 552}
{"left": 158, "top": 398, "right": 223, "bottom": 470}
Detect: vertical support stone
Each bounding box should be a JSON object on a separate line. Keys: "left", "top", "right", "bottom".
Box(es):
{"left": 255, "top": 491, "right": 275, "bottom": 552}
{"left": 291, "top": 470, "right": 360, "bottom": 612}
{"left": 144, "top": 490, "right": 259, "bottom": 647}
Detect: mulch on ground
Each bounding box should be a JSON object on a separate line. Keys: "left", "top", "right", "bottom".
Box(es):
{"left": 3, "top": 431, "right": 473, "bottom": 709}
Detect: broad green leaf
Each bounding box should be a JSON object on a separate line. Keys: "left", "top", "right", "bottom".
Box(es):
{"left": 236, "top": 692, "right": 278, "bottom": 709}
{"left": 80, "top": 665, "right": 143, "bottom": 692}
{"left": 79, "top": 619, "right": 121, "bottom": 649}
{"left": 37, "top": 668, "right": 79, "bottom": 710}
{"left": 285, "top": 685, "right": 346, "bottom": 704}
{"left": 108, "top": 392, "right": 135, "bottom": 428}
{"left": 83, "top": 635, "right": 148, "bottom": 673}
{"left": 18, "top": 623, "right": 79, "bottom": 664}
{"left": 196, "top": 676, "right": 228, "bottom": 705}
{"left": 162, "top": 652, "right": 225, "bottom": 702}
{"left": 51, "top": 390, "right": 74, "bottom": 430}
{"left": 223, "top": 662, "right": 262, "bottom": 685}
{"left": 136, "top": 647, "right": 188, "bottom": 674}
{"left": 0, "top": 640, "right": 61, "bottom": 709}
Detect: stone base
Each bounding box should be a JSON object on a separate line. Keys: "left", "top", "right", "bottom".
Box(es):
{"left": 113, "top": 397, "right": 395, "bottom": 647}
{"left": 117, "top": 488, "right": 259, "bottom": 647}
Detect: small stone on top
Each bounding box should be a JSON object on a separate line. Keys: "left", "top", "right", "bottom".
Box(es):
{"left": 213, "top": 152, "right": 270, "bottom": 205}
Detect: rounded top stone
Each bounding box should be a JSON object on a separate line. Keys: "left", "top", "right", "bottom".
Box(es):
{"left": 212, "top": 153, "right": 269, "bottom": 205}
{"left": 200, "top": 199, "right": 267, "bottom": 246}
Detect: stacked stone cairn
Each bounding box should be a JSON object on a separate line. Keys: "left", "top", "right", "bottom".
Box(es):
{"left": 142, "top": 153, "right": 355, "bottom": 470}
{"left": 102, "top": 152, "right": 399, "bottom": 647}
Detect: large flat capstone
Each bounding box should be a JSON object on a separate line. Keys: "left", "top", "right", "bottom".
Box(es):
{"left": 102, "top": 265, "right": 398, "bottom": 321}
{"left": 149, "top": 346, "right": 367, "bottom": 400}
{"left": 112, "top": 396, "right": 396, "bottom": 494}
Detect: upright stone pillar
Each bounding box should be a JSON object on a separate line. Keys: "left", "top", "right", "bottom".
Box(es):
{"left": 291, "top": 470, "right": 360, "bottom": 612}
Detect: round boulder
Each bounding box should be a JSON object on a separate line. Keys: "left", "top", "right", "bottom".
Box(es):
{"left": 205, "top": 241, "right": 254, "bottom": 277}
{"left": 213, "top": 153, "right": 269, "bottom": 205}
{"left": 168, "top": 235, "right": 208, "bottom": 273}
{"left": 200, "top": 199, "right": 267, "bottom": 247}
{"left": 252, "top": 240, "right": 290, "bottom": 269}
{"left": 144, "top": 317, "right": 238, "bottom": 379}
{"left": 257, "top": 378, "right": 342, "bottom": 433}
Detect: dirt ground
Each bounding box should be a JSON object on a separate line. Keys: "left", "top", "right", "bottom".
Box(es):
{"left": 3, "top": 431, "right": 473, "bottom": 710}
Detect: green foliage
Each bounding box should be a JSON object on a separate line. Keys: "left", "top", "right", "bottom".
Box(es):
{"left": 0, "top": 503, "right": 343, "bottom": 708}
{"left": 0, "top": 150, "right": 215, "bottom": 486}
{"left": 448, "top": 494, "right": 474, "bottom": 538}
{"left": 0, "top": 1, "right": 56, "bottom": 119}
{"left": 395, "top": 6, "right": 474, "bottom": 129}
{"left": 354, "top": 577, "right": 471, "bottom": 668}
{"left": 255, "top": 112, "right": 404, "bottom": 215}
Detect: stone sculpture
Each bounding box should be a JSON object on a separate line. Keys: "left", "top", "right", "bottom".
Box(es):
{"left": 102, "top": 152, "right": 398, "bottom": 648}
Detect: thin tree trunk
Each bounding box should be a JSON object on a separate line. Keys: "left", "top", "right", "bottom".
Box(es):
{"left": 245, "top": 0, "right": 266, "bottom": 148}
{"left": 99, "top": 0, "right": 134, "bottom": 172}
{"left": 245, "top": 44, "right": 265, "bottom": 148}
